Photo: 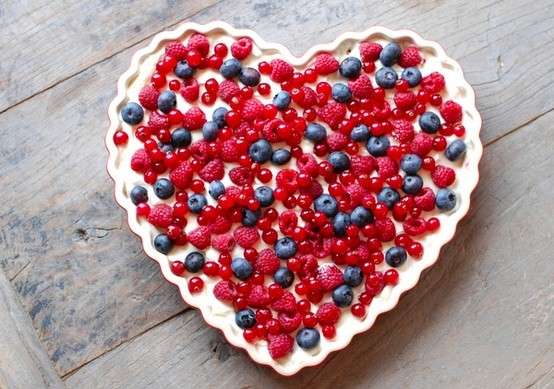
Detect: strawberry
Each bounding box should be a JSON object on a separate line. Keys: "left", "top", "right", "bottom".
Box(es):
{"left": 317, "top": 265, "right": 343, "bottom": 291}
{"left": 147, "top": 204, "right": 173, "bottom": 228}
{"left": 314, "top": 53, "right": 339, "bottom": 75}
{"left": 188, "top": 226, "right": 211, "bottom": 249}
{"left": 213, "top": 280, "right": 236, "bottom": 302}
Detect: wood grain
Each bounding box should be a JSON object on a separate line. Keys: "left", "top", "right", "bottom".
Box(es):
{"left": 0, "top": 270, "right": 64, "bottom": 388}
{"left": 65, "top": 109, "right": 554, "bottom": 389}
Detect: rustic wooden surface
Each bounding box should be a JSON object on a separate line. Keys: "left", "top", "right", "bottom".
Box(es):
{"left": 0, "top": 0, "right": 553, "bottom": 387}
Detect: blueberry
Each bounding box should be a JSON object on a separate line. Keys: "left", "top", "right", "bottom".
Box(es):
{"left": 249, "top": 139, "right": 273, "bottom": 163}
{"left": 402, "top": 175, "right": 423, "bottom": 195}
{"left": 273, "top": 91, "right": 291, "bottom": 110}
{"left": 159, "top": 143, "right": 174, "bottom": 153}
{"left": 274, "top": 267, "right": 294, "bottom": 288}
{"left": 154, "top": 178, "right": 174, "bottom": 199}
{"left": 375, "top": 67, "right": 398, "bottom": 89}
{"left": 343, "top": 266, "right": 363, "bottom": 287}
{"left": 171, "top": 127, "right": 192, "bottom": 148}
{"left": 202, "top": 121, "right": 220, "bottom": 141}
{"left": 242, "top": 208, "right": 261, "bottom": 226}
{"left": 401, "top": 67, "right": 422, "bottom": 87}
{"left": 235, "top": 308, "right": 256, "bottom": 329}
{"left": 121, "top": 102, "right": 144, "bottom": 125}
{"left": 339, "top": 57, "right": 362, "bottom": 79}
{"left": 239, "top": 67, "right": 261, "bottom": 87}
{"left": 208, "top": 181, "right": 225, "bottom": 200}
{"left": 332, "top": 212, "right": 351, "bottom": 236}
{"left": 185, "top": 251, "right": 205, "bottom": 273}
{"left": 174, "top": 60, "right": 195, "bottom": 79}
{"left": 212, "top": 107, "right": 228, "bottom": 128}
{"left": 254, "top": 186, "right": 274, "bottom": 207}
{"left": 314, "top": 194, "right": 339, "bottom": 217}
{"left": 377, "top": 187, "right": 400, "bottom": 209}
{"left": 187, "top": 193, "right": 207, "bottom": 213}
{"left": 157, "top": 91, "right": 176, "bottom": 114}
{"left": 305, "top": 122, "right": 327, "bottom": 143}
{"left": 400, "top": 154, "right": 422, "bottom": 174}
{"left": 328, "top": 151, "right": 350, "bottom": 173}
{"left": 445, "top": 139, "right": 467, "bottom": 161}
{"left": 350, "top": 124, "right": 370, "bottom": 142}
{"left": 154, "top": 234, "right": 172, "bottom": 254}
{"left": 271, "top": 148, "right": 291, "bottom": 165}
{"left": 220, "top": 58, "right": 241, "bottom": 79}
{"left": 419, "top": 112, "right": 441, "bottom": 133}
{"left": 436, "top": 188, "right": 457, "bottom": 211}
{"left": 274, "top": 237, "right": 297, "bottom": 259}
{"left": 130, "top": 185, "right": 148, "bottom": 205}
{"left": 332, "top": 83, "right": 352, "bottom": 103}
{"left": 296, "top": 328, "right": 320, "bottom": 349}
{"left": 350, "top": 206, "right": 373, "bottom": 227}
{"left": 332, "top": 284, "right": 354, "bottom": 307}
{"left": 231, "top": 257, "right": 253, "bottom": 280}
{"left": 379, "top": 42, "right": 401, "bottom": 66}
{"left": 385, "top": 246, "right": 407, "bottom": 267}
{"left": 366, "top": 135, "right": 390, "bottom": 157}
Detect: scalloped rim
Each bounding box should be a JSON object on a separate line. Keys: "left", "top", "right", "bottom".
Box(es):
{"left": 106, "top": 21, "right": 482, "bottom": 376}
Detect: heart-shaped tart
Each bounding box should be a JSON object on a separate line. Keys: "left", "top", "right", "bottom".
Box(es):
{"left": 106, "top": 22, "right": 482, "bottom": 375}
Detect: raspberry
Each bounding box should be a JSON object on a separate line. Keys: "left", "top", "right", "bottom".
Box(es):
{"left": 348, "top": 75, "right": 373, "bottom": 99}
{"left": 410, "top": 133, "right": 434, "bottom": 157}
{"left": 398, "top": 46, "right": 422, "bottom": 68}
{"left": 138, "top": 85, "right": 160, "bottom": 111}
{"left": 179, "top": 79, "right": 200, "bottom": 103}
{"left": 296, "top": 153, "right": 319, "bottom": 176}
{"left": 247, "top": 285, "right": 271, "bottom": 308}
{"left": 393, "top": 91, "right": 416, "bottom": 110}
{"left": 276, "top": 169, "right": 298, "bottom": 188}
{"left": 316, "top": 302, "right": 341, "bottom": 325}
{"left": 209, "top": 215, "right": 232, "bottom": 234}
{"left": 403, "top": 218, "right": 427, "bottom": 236}
{"left": 213, "top": 280, "right": 236, "bottom": 302}
{"left": 350, "top": 154, "right": 375, "bottom": 176}
{"left": 148, "top": 111, "right": 169, "bottom": 132}
{"left": 346, "top": 183, "right": 368, "bottom": 205}
{"left": 212, "top": 233, "right": 235, "bottom": 252}
{"left": 376, "top": 157, "right": 398, "bottom": 179}
{"left": 298, "top": 86, "right": 318, "bottom": 109}
{"left": 271, "top": 291, "right": 296, "bottom": 313}
{"left": 375, "top": 217, "right": 396, "bottom": 242}
{"left": 299, "top": 180, "right": 323, "bottom": 198}
{"left": 229, "top": 166, "right": 253, "bottom": 186}
{"left": 313, "top": 239, "right": 331, "bottom": 259}
{"left": 431, "top": 165, "right": 456, "bottom": 188}
{"left": 355, "top": 244, "right": 371, "bottom": 262}
{"left": 199, "top": 159, "right": 224, "bottom": 182}
{"left": 189, "top": 140, "right": 210, "bottom": 163}
{"left": 225, "top": 186, "right": 241, "bottom": 199}
{"left": 182, "top": 107, "right": 205, "bottom": 130}
{"left": 147, "top": 204, "right": 173, "bottom": 228}
{"left": 317, "top": 265, "right": 343, "bottom": 291}
{"left": 188, "top": 226, "right": 211, "bottom": 249}
{"left": 421, "top": 72, "right": 445, "bottom": 94}
{"left": 414, "top": 187, "right": 436, "bottom": 211}
{"left": 255, "top": 248, "right": 280, "bottom": 274}
{"left": 261, "top": 119, "right": 283, "bottom": 143}
{"left": 318, "top": 101, "right": 347, "bottom": 128}
{"left": 169, "top": 162, "right": 193, "bottom": 189}
{"left": 218, "top": 80, "right": 241, "bottom": 103}
{"left": 299, "top": 254, "right": 319, "bottom": 278}
{"left": 268, "top": 334, "right": 294, "bottom": 359}
{"left": 233, "top": 226, "right": 259, "bottom": 248}
{"left": 314, "top": 53, "right": 339, "bottom": 75}
{"left": 278, "top": 312, "right": 302, "bottom": 333}
{"left": 221, "top": 139, "right": 241, "bottom": 162}
{"left": 241, "top": 98, "right": 264, "bottom": 122}
{"left": 187, "top": 33, "right": 210, "bottom": 56}
{"left": 270, "top": 59, "right": 294, "bottom": 83}
{"left": 359, "top": 42, "right": 382, "bottom": 62}
{"left": 391, "top": 119, "right": 415, "bottom": 144}
{"left": 440, "top": 100, "right": 463, "bottom": 124}
{"left": 130, "top": 149, "right": 151, "bottom": 173}
{"left": 234, "top": 121, "right": 252, "bottom": 138}
{"left": 165, "top": 41, "right": 188, "bottom": 60}
{"left": 231, "top": 37, "right": 253, "bottom": 60}
{"left": 327, "top": 131, "right": 349, "bottom": 151}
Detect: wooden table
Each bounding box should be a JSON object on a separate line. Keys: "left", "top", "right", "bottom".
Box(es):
{"left": 1, "top": 0, "right": 553, "bottom": 387}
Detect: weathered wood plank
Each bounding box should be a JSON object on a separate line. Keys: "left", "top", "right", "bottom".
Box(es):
{"left": 0, "top": 270, "right": 64, "bottom": 388}
{"left": 65, "top": 110, "right": 554, "bottom": 388}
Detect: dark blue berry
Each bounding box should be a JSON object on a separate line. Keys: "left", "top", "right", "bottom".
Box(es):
{"left": 296, "top": 328, "right": 320, "bottom": 349}
{"left": 339, "top": 57, "right": 362, "bottom": 79}
{"left": 202, "top": 121, "right": 220, "bottom": 141}
{"left": 242, "top": 208, "right": 261, "bottom": 226}
{"left": 419, "top": 111, "right": 441, "bottom": 133}
{"left": 332, "top": 212, "right": 351, "bottom": 236}
{"left": 231, "top": 257, "right": 253, "bottom": 280}
{"left": 445, "top": 139, "right": 467, "bottom": 161}
{"left": 130, "top": 185, "right": 148, "bottom": 205}
{"left": 377, "top": 187, "right": 400, "bottom": 209}
{"left": 273, "top": 91, "right": 291, "bottom": 110}
{"left": 400, "top": 154, "right": 422, "bottom": 174}
{"left": 248, "top": 139, "right": 273, "bottom": 163}
{"left": 271, "top": 148, "right": 291, "bottom": 165}
{"left": 254, "top": 186, "right": 274, "bottom": 207}
{"left": 274, "top": 237, "right": 297, "bottom": 259}
{"left": 239, "top": 67, "right": 261, "bottom": 87}
{"left": 350, "top": 206, "right": 373, "bottom": 227}
{"left": 208, "top": 181, "right": 225, "bottom": 200}
{"left": 159, "top": 142, "right": 174, "bottom": 154}
{"left": 350, "top": 124, "right": 370, "bottom": 142}
{"left": 220, "top": 58, "right": 241, "bottom": 79}
{"left": 185, "top": 251, "right": 205, "bottom": 273}
{"left": 401, "top": 67, "right": 422, "bottom": 87}
{"left": 366, "top": 135, "right": 390, "bottom": 157}
{"left": 235, "top": 308, "right": 256, "bottom": 329}
{"left": 154, "top": 234, "right": 172, "bottom": 254}
{"left": 375, "top": 67, "right": 398, "bottom": 89}
{"left": 343, "top": 266, "right": 363, "bottom": 287}
{"left": 187, "top": 193, "right": 207, "bottom": 213}
{"left": 157, "top": 90, "right": 176, "bottom": 114}
{"left": 212, "top": 107, "right": 228, "bottom": 128}
{"left": 154, "top": 178, "right": 174, "bottom": 199}
{"left": 305, "top": 122, "right": 327, "bottom": 143}
{"left": 385, "top": 246, "right": 407, "bottom": 267}
{"left": 332, "top": 83, "right": 352, "bottom": 103}
{"left": 121, "top": 102, "right": 144, "bottom": 125}
{"left": 328, "top": 151, "right": 350, "bottom": 173}
{"left": 274, "top": 267, "right": 294, "bottom": 288}
{"left": 436, "top": 188, "right": 457, "bottom": 210}
{"left": 171, "top": 127, "right": 192, "bottom": 148}
{"left": 379, "top": 42, "right": 401, "bottom": 66}
{"left": 174, "top": 60, "right": 195, "bottom": 79}
{"left": 402, "top": 175, "right": 423, "bottom": 195}
{"left": 332, "top": 284, "right": 354, "bottom": 307}
{"left": 314, "top": 194, "right": 339, "bottom": 217}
